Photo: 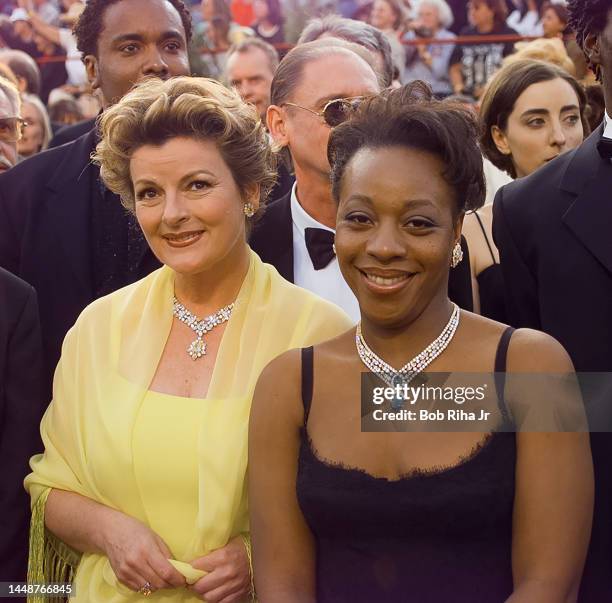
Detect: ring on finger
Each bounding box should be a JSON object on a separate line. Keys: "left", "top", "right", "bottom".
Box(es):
{"left": 138, "top": 581, "right": 154, "bottom": 597}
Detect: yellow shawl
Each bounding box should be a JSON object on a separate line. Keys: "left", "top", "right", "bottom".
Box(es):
{"left": 25, "top": 250, "right": 351, "bottom": 602}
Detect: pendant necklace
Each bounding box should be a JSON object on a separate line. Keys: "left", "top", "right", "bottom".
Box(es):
{"left": 172, "top": 297, "right": 235, "bottom": 360}
{"left": 356, "top": 304, "right": 460, "bottom": 408}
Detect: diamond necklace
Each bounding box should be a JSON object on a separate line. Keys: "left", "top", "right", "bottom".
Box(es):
{"left": 356, "top": 303, "right": 460, "bottom": 390}
{"left": 172, "top": 297, "right": 235, "bottom": 360}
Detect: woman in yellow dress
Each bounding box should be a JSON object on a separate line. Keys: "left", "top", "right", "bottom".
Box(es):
{"left": 25, "top": 76, "right": 351, "bottom": 602}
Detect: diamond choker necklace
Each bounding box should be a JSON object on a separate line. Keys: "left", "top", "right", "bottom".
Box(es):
{"left": 356, "top": 303, "right": 460, "bottom": 389}
{"left": 172, "top": 297, "right": 235, "bottom": 360}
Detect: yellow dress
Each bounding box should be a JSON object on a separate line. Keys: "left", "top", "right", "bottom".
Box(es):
{"left": 25, "top": 250, "right": 352, "bottom": 602}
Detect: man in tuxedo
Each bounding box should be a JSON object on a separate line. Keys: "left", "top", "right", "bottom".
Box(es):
{"left": 250, "top": 40, "right": 475, "bottom": 320}
{"left": 493, "top": 0, "right": 612, "bottom": 598}
{"left": 250, "top": 40, "right": 381, "bottom": 322}
{"left": 0, "top": 0, "right": 192, "bottom": 400}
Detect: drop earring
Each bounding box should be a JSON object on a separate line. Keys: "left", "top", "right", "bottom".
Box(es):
{"left": 243, "top": 203, "right": 255, "bottom": 218}
{"left": 450, "top": 242, "right": 463, "bottom": 268}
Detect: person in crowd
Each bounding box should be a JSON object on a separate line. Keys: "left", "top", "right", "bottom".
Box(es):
{"left": 250, "top": 40, "right": 381, "bottom": 322}
{"left": 0, "top": 74, "right": 45, "bottom": 591}
{"left": 225, "top": 37, "right": 278, "bottom": 121}
{"left": 48, "top": 95, "right": 84, "bottom": 127}
{"left": 26, "top": 1, "right": 88, "bottom": 89}
{"left": 0, "top": 0, "right": 192, "bottom": 401}
{"left": 0, "top": 73, "right": 22, "bottom": 172}
{"left": 251, "top": 0, "right": 284, "bottom": 46}
{"left": 541, "top": 1, "right": 569, "bottom": 39}
{"left": 507, "top": 0, "right": 543, "bottom": 37}
{"left": 192, "top": 0, "right": 253, "bottom": 78}
{"left": 224, "top": 37, "right": 292, "bottom": 201}
{"left": 297, "top": 14, "right": 395, "bottom": 89}
{"left": 25, "top": 75, "right": 351, "bottom": 602}
{"left": 0, "top": 8, "right": 38, "bottom": 55}
{"left": 493, "top": 1, "right": 612, "bottom": 597}
{"left": 504, "top": 37, "right": 576, "bottom": 75}
{"left": 369, "top": 0, "right": 406, "bottom": 82}
{"left": 449, "top": 0, "right": 518, "bottom": 98}
{"left": 17, "top": 92, "right": 52, "bottom": 158}
{"left": 463, "top": 59, "right": 587, "bottom": 320}
{"left": 403, "top": 0, "right": 456, "bottom": 97}
{"left": 249, "top": 84, "right": 593, "bottom": 602}
{"left": 0, "top": 48, "right": 41, "bottom": 96}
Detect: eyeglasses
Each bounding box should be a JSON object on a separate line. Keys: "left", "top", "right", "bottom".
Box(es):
{"left": 0, "top": 117, "right": 27, "bottom": 143}
{"left": 281, "top": 97, "right": 365, "bottom": 128}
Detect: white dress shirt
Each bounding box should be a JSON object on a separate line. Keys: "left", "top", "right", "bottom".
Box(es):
{"left": 291, "top": 184, "right": 360, "bottom": 323}
{"left": 604, "top": 111, "right": 612, "bottom": 140}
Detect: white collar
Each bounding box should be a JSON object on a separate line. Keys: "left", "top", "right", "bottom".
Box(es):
{"left": 290, "top": 182, "right": 335, "bottom": 236}
{"left": 604, "top": 111, "right": 612, "bottom": 140}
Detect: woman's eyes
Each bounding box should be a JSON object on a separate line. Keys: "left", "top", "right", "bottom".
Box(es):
{"left": 345, "top": 213, "right": 434, "bottom": 229}
{"left": 136, "top": 188, "right": 158, "bottom": 201}
{"left": 565, "top": 114, "right": 580, "bottom": 126}
{"left": 189, "top": 180, "right": 211, "bottom": 192}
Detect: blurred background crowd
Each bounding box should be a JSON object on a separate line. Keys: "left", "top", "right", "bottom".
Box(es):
{"left": 0, "top": 0, "right": 603, "bottom": 163}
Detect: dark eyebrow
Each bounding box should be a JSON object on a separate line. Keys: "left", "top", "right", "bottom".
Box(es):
{"left": 111, "top": 30, "right": 184, "bottom": 45}
{"left": 521, "top": 105, "right": 580, "bottom": 118}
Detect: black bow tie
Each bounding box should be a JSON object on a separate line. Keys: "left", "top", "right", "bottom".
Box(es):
{"left": 305, "top": 227, "right": 336, "bottom": 270}
{"left": 597, "top": 137, "right": 612, "bottom": 159}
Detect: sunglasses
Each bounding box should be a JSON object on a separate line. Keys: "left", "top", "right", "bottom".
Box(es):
{"left": 282, "top": 97, "right": 365, "bottom": 128}
{"left": 0, "top": 116, "right": 27, "bottom": 143}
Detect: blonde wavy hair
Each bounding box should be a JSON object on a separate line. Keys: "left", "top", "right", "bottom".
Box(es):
{"left": 503, "top": 38, "right": 576, "bottom": 76}
{"left": 93, "top": 76, "right": 276, "bottom": 217}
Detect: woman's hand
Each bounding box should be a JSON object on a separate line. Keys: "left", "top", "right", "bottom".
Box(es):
{"left": 100, "top": 510, "right": 187, "bottom": 594}
{"left": 189, "top": 536, "right": 251, "bottom": 602}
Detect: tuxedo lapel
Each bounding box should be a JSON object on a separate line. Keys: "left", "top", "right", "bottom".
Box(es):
{"left": 250, "top": 191, "right": 295, "bottom": 282}
{"left": 43, "top": 129, "right": 97, "bottom": 298}
{"left": 562, "top": 125, "right": 612, "bottom": 275}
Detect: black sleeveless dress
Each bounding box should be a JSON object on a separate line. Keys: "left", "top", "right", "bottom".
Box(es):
{"left": 474, "top": 212, "right": 507, "bottom": 323}
{"left": 296, "top": 328, "right": 516, "bottom": 603}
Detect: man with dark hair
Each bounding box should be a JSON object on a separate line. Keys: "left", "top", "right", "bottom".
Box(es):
{"left": 494, "top": 1, "right": 612, "bottom": 598}
{"left": 0, "top": 0, "right": 192, "bottom": 400}
{"left": 298, "top": 15, "right": 395, "bottom": 88}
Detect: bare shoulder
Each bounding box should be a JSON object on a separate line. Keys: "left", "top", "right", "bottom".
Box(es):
{"left": 506, "top": 328, "right": 574, "bottom": 373}
{"left": 251, "top": 348, "right": 304, "bottom": 425}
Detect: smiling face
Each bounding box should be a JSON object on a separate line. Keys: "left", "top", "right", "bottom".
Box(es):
{"left": 85, "top": 0, "right": 190, "bottom": 108}
{"left": 335, "top": 145, "right": 461, "bottom": 326}
{"left": 130, "top": 136, "right": 254, "bottom": 277}
{"left": 491, "top": 77, "right": 583, "bottom": 178}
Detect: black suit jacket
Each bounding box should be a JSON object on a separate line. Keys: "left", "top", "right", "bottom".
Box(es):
{"left": 49, "top": 117, "right": 97, "bottom": 149}
{"left": 493, "top": 124, "right": 612, "bottom": 601}
{"left": 0, "top": 268, "right": 45, "bottom": 588}
{"left": 493, "top": 124, "right": 612, "bottom": 371}
{"left": 0, "top": 129, "right": 160, "bottom": 400}
{"left": 250, "top": 191, "right": 474, "bottom": 311}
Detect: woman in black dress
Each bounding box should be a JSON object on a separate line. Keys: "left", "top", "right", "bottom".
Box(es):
{"left": 249, "top": 84, "right": 593, "bottom": 602}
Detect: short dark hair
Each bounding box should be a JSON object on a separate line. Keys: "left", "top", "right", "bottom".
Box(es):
{"left": 479, "top": 59, "right": 589, "bottom": 178}
{"left": 568, "top": 0, "right": 611, "bottom": 78}
{"left": 328, "top": 81, "right": 486, "bottom": 214}
{"left": 74, "top": 0, "right": 193, "bottom": 58}
{"left": 298, "top": 15, "right": 394, "bottom": 88}
{"left": 0, "top": 49, "right": 41, "bottom": 96}
{"left": 227, "top": 38, "right": 280, "bottom": 75}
